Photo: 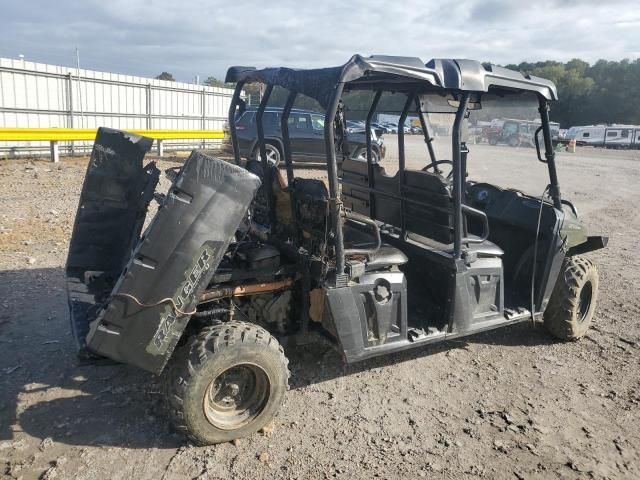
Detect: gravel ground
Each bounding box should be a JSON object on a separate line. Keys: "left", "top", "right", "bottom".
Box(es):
{"left": 1, "top": 138, "right": 639, "bottom": 479}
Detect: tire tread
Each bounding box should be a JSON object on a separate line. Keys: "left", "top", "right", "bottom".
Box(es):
{"left": 164, "top": 321, "right": 289, "bottom": 445}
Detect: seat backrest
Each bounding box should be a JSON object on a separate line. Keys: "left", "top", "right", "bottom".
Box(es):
{"left": 246, "top": 160, "right": 292, "bottom": 230}
{"left": 246, "top": 159, "right": 274, "bottom": 227}
{"left": 402, "top": 170, "right": 453, "bottom": 244}
{"left": 291, "top": 178, "right": 329, "bottom": 255}
{"left": 341, "top": 158, "right": 401, "bottom": 226}
{"left": 341, "top": 158, "right": 454, "bottom": 245}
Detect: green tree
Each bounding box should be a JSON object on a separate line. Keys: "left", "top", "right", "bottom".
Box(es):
{"left": 203, "top": 76, "right": 228, "bottom": 88}
{"left": 155, "top": 71, "right": 175, "bottom": 81}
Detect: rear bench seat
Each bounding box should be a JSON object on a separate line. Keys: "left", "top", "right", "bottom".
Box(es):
{"left": 341, "top": 158, "right": 503, "bottom": 257}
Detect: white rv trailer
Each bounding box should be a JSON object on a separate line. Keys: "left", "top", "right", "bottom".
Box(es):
{"left": 603, "top": 125, "right": 640, "bottom": 148}
{"left": 566, "top": 124, "right": 640, "bottom": 148}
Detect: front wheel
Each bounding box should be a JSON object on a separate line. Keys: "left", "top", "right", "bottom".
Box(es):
{"left": 164, "top": 321, "right": 290, "bottom": 445}
{"left": 544, "top": 256, "right": 599, "bottom": 340}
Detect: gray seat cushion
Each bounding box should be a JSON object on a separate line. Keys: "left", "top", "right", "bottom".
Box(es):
{"left": 365, "top": 245, "right": 408, "bottom": 271}
{"left": 343, "top": 224, "right": 408, "bottom": 271}
{"left": 407, "top": 232, "right": 504, "bottom": 257}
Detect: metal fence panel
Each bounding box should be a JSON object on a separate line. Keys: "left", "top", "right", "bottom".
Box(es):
{"left": 0, "top": 57, "right": 234, "bottom": 157}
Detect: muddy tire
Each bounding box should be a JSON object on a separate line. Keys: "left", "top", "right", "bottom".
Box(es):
{"left": 544, "top": 256, "right": 599, "bottom": 341}
{"left": 164, "top": 321, "right": 290, "bottom": 445}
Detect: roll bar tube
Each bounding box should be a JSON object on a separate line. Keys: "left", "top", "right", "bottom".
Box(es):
{"left": 398, "top": 92, "right": 415, "bottom": 238}
{"left": 365, "top": 91, "right": 382, "bottom": 218}
{"left": 343, "top": 210, "right": 382, "bottom": 256}
{"left": 538, "top": 98, "right": 562, "bottom": 210}
{"left": 324, "top": 82, "right": 347, "bottom": 277}
{"left": 281, "top": 91, "right": 297, "bottom": 186}
{"left": 255, "top": 84, "right": 274, "bottom": 217}
{"left": 397, "top": 93, "right": 415, "bottom": 173}
{"left": 452, "top": 93, "right": 470, "bottom": 259}
{"left": 228, "top": 81, "right": 246, "bottom": 165}
{"left": 414, "top": 96, "right": 438, "bottom": 167}
{"left": 256, "top": 84, "right": 273, "bottom": 172}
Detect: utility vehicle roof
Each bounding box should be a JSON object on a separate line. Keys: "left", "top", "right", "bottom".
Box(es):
{"left": 226, "top": 55, "right": 558, "bottom": 109}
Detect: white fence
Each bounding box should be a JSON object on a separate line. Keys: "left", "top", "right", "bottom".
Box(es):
{"left": 0, "top": 57, "right": 235, "bottom": 157}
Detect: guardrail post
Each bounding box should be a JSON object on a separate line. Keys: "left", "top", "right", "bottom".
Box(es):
{"left": 157, "top": 139, "right": 164, "bottom": 157}
{"left": 146, "top": 84, "right": 152, "bottom": 129}
{"left": 50, "top": 141, "right": 60, "bottom": 163}
{"left": 67, "top": 73, "right": 75, "bottom": 156}
{"left": 201, "top": 89, "right": 206, "bottom": 149}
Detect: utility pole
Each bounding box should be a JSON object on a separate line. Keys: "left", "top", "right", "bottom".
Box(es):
{"left": 75, "top": 48, "right": 85, "bottom": 129}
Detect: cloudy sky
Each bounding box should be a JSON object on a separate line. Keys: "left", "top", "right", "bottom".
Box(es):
{"left": 3, "top": 0, "right": 639, "bottom": 81}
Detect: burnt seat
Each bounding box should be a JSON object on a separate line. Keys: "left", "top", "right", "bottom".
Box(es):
{"left": 291, "top": 177, "right": 408, "bottom": 272}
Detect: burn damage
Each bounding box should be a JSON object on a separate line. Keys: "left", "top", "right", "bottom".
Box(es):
{"left": 66, "top": 132, "right": 261, "bottom": 373}
{"left": 66, "top": 128, "right": 158, "bottom": 354}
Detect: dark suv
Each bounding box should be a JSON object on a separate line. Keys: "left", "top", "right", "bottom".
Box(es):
{"left": 222, "top": 107, "right": 385, "bottom": 165}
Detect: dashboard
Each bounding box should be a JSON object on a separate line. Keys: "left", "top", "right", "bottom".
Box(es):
{"left": 466, "top": 182, "right": 558, "bottom": 232}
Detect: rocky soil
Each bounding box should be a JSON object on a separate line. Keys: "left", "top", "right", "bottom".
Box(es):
{"left": 1, "top": 140, "right": 639, "bottom": 479}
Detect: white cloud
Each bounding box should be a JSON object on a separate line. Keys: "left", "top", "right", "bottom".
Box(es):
{"left": 1, "top": 0, "right": 638, "bottom": 81}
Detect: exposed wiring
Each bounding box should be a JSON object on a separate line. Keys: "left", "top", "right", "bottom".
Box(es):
{"left": 231, "top": 298, "right": 249, "bottom": 320}
{"left": 530, "top": 185, "right": 550, "bottom": 324}
{"left": 233, "top": 208, "right": 253, "bottom": 254}
{"left": 112, "top": 292, "right": 197, "bottom": 316}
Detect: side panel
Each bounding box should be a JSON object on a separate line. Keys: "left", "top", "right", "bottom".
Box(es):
{"left": 66, "top": 128, "right": 157, "bottom": 352}
{"left": 323, "top": 271, "right": 408, "bottom": 363}
{"left": 449, "top": 257, "right": 504, "bottom": 334}
{"left": 85, "top": 151, "right": 261, "bottom": 373}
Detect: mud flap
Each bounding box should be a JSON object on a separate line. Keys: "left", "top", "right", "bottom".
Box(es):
{"left": 83, "top": 149, "right": 261, "bottom": 374}
{"left": 66, "top": 128, "right": 157, "bottom": 354}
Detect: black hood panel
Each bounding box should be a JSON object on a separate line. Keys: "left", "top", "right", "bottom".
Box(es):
{"left": 84, "top": 150, "right": 260, "bottom": 373}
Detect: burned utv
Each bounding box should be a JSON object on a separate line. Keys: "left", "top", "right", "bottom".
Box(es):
{"left": 66, "top": 55, "right": 608, "bottom": 445}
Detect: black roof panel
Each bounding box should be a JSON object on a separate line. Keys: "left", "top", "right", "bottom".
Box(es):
{"left": 226, "top": 55, "right": 557, "bottom": 108}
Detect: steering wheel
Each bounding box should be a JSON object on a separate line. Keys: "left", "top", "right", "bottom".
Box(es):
{"left": 422, "top": 160, "right": 454, "bottom": 180}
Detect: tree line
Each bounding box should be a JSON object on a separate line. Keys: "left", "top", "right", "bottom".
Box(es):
{"left": 157, "top": 58, "right": 640, "bottom": 128}
{"left": 505, "top": 58, "right": 640, "bottom": 127}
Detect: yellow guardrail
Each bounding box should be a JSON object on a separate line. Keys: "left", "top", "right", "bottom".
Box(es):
{"left": 0, "top": 128, "right": 225, "bottom": 141}
{"left": 0, "top": 127, "right": 226, "bottom": 162}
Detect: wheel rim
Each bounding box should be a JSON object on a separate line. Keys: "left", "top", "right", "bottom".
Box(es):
{"left": 577, "top": 280, "right": 593, "bottom": 323}
{"left": 356, "top": 149, "right": 377, "bottom": 162}
{"left": 262, "top": 146, "right": 279, "bottom": 166}
{"left": 203, "top": 363, "right": 270, "bottom": 430}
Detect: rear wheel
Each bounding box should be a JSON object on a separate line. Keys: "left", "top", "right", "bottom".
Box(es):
{"left": 544, "top": 256, "right": 599, "bottom": 340}
{"left": 165, "top": 321, "right": 289, "bottom": 445}
{"left": 253, "top": 143, "right": 281, "bottom": 166}
{"left": 507, "top": 135, "right": 521, "bottom": 147}
{"left": 354, "top": 147, "right": 380, "bottom": 163}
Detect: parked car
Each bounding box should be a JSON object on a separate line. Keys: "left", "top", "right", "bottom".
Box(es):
{"left": 346, "top": 120, "right": 366, "bottom": 133}
{"left": 383, "top": 122, "right": 398, "bottom": 133}
{"left": 371, "top": 122, "right": 389, "bottom": 133}
{"left": 223, "top": 107, "right": 385, "bottom": 165}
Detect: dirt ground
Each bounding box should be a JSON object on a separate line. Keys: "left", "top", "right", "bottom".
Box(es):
{"left": 1, "top": 137, "right": 639, "bottom": 479}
